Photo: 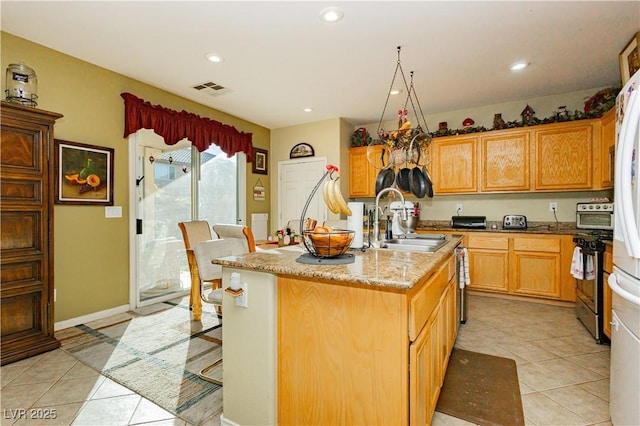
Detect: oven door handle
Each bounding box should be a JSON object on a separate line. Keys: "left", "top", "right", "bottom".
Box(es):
{"left": 608, "top": 272, "right": 640, "bottom": 305}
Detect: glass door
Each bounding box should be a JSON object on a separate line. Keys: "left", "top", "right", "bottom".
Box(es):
{"left": 131, "top": 130, "right": 244, "bottom": 307}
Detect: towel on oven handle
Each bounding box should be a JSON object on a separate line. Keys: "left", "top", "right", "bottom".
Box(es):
{"left": 571, "top": 247, "right": 583, "bottom": 279}
{"left": 585, "top": 255, "right": 595, "bottom": 280}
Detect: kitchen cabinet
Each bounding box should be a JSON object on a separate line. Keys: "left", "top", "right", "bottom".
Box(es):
{"left": 599, "top": 108, "right": 615, "bottom": 189}
{"left": 603, "top": 243, "right": 613, "bottom": 338}
{"left": 464, "top": 232, "right": 576, "bottom": 302}
{"left": 480, "top": 130, "right": 530, "bottom": 192}
{"left": 409, "top": 256, "right": 457, "bottom": 424}
{"left": 533, "top": 120, "right": 596, "bottom": 191}
{"left": 431, "top": 135, "right": 477, "bottom": 193}
{"left": 1, "top": 102, "right": 62, "bottom": 365}
{"left": 348, "top": 145, "right": 379, "bottom": 197}
{"left": 467, "top": 234, "right": 510, "bottom": 293}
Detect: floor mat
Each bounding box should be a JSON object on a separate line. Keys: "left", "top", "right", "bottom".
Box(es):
{"left": 436, "top": 348, "right": 525, "bottom": 426}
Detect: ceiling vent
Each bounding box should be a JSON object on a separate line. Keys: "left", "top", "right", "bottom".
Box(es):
{"left": 192, "top": 81, "right": 230, "bottom": 97}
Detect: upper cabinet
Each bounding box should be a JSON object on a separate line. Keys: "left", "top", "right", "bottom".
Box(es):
{"left": 480, "top": 130, "right": 530, "bottom": 192}
{"left": 533, "top": 120, "right": 596, "bottom": 191}
{"left": 599, "top": 108, "right": 615, "bottom": 189}
{"left": 348, "top": 145, "right": 379, "bottom": 197}
{"left": 431, "top": 136, "right": 477, "bottom": 194}
{"left": 349, "top": 114, "right": 614, "bottom": 196}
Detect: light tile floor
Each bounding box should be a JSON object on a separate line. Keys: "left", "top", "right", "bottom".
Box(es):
{"left": 433, "top": 294, "right": 612, "bottom": 426}
{"left": 2, "top": 294, "right": 610, "bottom": 425}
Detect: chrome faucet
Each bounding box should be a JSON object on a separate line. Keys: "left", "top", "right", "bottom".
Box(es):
{"left": 372, "top": 187, "right": 407, "bottom": 248}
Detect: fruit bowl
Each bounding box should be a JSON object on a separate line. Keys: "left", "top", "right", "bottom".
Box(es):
{"left": 303, "top": 229, "right": 355, "bottom": 258}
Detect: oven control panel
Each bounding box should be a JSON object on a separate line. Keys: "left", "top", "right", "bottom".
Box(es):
{"left": 503, "top": 215, "right": 527, "bottom": 229}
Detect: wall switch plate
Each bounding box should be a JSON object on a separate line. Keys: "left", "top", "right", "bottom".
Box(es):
{"left": 549, "top": 202, "right": 558, "bottom": 212}
{"left": 105, "top": 206, "right": 122, "bottom": 218}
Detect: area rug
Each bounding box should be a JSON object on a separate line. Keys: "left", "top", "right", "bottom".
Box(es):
{"left": 56, "top": 297, "right": 223, "bottom": 426}
{"left": 436, "top": 348, "right": 525, "bottom": 426}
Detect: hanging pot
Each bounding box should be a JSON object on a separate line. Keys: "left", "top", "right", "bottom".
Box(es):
{"left": 375, "top": 167, "right": 395, "bottom": 197}
{"left": 397, "top": 166, "right": 411, "bottom": 192}
{"left": 409, "top": 166, "right": 427, "bottom": 198}
{"left": 423, "top": 165, "right": 434, "bottom": 198}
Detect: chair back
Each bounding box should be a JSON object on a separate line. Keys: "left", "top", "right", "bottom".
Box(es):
{"left": 193, "top": 239, "right": 233, "bottom": 281}
{"left": 213, "top": 223, "right": 257, "bottom": 253}
{"left": 178, "top": 220, "right": 213, "bottom": 250}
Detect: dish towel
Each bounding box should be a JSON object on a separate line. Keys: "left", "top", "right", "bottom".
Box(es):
{"left": 571, "top": 247, "right": 583, "bottom": 279}
{"left": 585, "top": 255, "right": 595, "bottom": 280}
{"left": 457, "top": 247, "right": 471, "bottom": 288}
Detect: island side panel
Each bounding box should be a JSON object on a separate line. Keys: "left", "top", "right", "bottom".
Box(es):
{"left": 222, "top": 268, "right": 278, "bottom": 425}
{"left": 278, "top": 276, "right": 409, "bottom": 425}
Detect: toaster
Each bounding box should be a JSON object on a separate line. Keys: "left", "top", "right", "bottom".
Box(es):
{"left": 503, "top": 215, "right": 527, "bottom": 229}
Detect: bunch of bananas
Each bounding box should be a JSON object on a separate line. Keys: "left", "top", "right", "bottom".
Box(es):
{"left": 322, "top": 173, "right": 352, "bottom": 216}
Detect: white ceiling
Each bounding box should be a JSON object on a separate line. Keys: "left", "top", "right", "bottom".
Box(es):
{"left": 1, "top": 1, "right": 638, "bottom": 130}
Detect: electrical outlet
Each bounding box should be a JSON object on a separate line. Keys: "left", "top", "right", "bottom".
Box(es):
{"left": 456, "top": 203, "right": 463, "bottom": 213}
{"left": 235, "top": 282, "right": 248, "bottom": 308}
{"left": 549, "top": 202, "right": 558, "bottom": 212}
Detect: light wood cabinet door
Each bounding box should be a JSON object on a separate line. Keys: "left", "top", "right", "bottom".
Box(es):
{"left": 349, "top": 145, "right": 376, "bottom": 197}
{"left": 467, "top": 234, "right": 509, "bottom": 293}
{"left": 480, "top": 130, "right": 530, "bottom": 191}
{"left": 409, "top": 310, "right": 436, "bottom": 426}
{"left": 511, "top": 252, "right": 561, "bottom": 298}
{"left": 431, "top": 135, "right": 477, "bottom": 193}
{"left": 600, "top": 108, "right": 615, "bottom": 189}
{"left": 533, "top": 121, "right": 595, "bottom": 190}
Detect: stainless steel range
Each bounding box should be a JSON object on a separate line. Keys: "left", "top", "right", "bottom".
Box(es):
{"left": 573, "top": 235, "right": 609, "bottom": 344}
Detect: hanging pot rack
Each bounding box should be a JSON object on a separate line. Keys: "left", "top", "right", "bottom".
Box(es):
{"left": 373, "top": 46, "right": 432, "bottom": 167}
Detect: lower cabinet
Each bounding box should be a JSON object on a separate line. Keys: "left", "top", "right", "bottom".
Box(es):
{"left": 465, "top": 232, "right": 576, "bottom": 302}
{"left": 278, "top": 254, "right": 458, "bottom": 425}
{"left": 409, "top": 257, "right": 457, "bottom": 424}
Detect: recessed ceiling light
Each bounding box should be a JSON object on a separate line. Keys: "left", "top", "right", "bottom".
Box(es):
{"left": 206, "top": 53, "right": 223, "bottom": 63}
{"left": 510, "top": 61, "right": 529, "bottom": 71}
{"left": 303, "top": 107, "right": 314, "bottom": 113}
{"left": 390, "top": 88, "right": 403, "bottom": 95}
{"left": 319, "top": 7, "right": 344, "bottom": 23}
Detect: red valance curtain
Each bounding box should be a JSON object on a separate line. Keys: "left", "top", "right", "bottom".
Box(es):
{"left": 121, "top": 92, "right": 254, "bottom": 161}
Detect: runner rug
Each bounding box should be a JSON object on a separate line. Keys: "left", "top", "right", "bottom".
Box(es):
{"left": 436, "top": 348, "right": 525, "bottom": 426}
{"left": 56, "top": 297, "right": 222, "bottom": 426}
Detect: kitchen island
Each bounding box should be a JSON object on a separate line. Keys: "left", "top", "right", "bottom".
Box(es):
{"left": 213, "top": 235, "right": 462, "bottom": 425}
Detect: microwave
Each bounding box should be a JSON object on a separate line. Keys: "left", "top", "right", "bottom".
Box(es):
{"left": 576, "top": 202, "right": 614, "bottom": 230}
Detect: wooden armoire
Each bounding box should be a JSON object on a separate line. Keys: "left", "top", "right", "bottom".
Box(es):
{"left": 1, "top": 102, "right": 63, "bottom": 365}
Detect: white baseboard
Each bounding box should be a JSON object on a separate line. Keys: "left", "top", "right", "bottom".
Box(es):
{"left": 54, "top": 304, "right": 130, "bottom": 331}
{"left": 220, "top": 414, "right": 240, "bottom": 426}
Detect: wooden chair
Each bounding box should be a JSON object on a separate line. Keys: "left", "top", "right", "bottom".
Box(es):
{"left": 192, "top": 239, "right": 234, "bottom": 384}
{"left": 177, "top": 220, "right": 213, "bottom": 322}
{"left": 212, "top": 223, "right": 257, "bottom": 253}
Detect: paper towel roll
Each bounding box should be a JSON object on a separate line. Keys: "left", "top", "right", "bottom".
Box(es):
{"left": 347, "top": 202, "right": 365, "bottom": 248}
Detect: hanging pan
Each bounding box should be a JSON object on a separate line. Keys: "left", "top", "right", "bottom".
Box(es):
{"left": 374, "top": 148, "right": 395, "bottom": 197}
{"left": 409, "top": 166, "right": 427, "bottom": 198}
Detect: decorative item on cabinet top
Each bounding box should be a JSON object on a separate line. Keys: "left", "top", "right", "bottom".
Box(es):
{"left": 5, "top": 62, "right": 38, "bottom": 107}
{"left": 289, "top": 142, "right": 314, "bottom": 159}
{"left": 351, "top": 127, "right": 372, "bottom": 147}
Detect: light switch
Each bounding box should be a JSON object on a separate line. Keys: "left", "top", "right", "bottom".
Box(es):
{"left": 105, "top": 206, "right": 122, "bottom": 218}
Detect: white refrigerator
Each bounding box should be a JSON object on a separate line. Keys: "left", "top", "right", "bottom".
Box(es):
{"left": 609, "top": 68, "right": 640, "bottom": 426}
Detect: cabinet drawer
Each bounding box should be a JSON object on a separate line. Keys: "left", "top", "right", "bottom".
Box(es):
{"left": 513, "top": 237, "right": 559, "bottom": 253}
{"left": 467, "top": 234, "right": 508, "bottom": 250}
{"left": 409, "top": 262, "right": 448, "bottom": 341}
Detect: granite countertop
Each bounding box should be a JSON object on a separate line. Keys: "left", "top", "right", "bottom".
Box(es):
{"left": 212, "top": 236, "right": 463, "bottom": 291}
{"left": 415, "top": 220, "right": 584, "bottom": 235}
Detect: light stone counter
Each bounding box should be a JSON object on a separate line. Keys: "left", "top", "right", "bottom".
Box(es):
{"left": 212, "top": 235, "right": 462, "bottom": 290}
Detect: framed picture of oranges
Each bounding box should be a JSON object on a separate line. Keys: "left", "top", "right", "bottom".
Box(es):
{"left": 54, "top": 139, "right": 114, "bottom": 205}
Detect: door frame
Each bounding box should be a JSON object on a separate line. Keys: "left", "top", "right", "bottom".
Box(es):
{"left": 277, "top": 156, "right": 327, "bottom": 231}
{"left": 128, "top": 133, "right": 247, "bottom": 309}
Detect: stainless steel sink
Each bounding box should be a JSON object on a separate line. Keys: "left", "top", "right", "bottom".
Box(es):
{"left": 382, "top": 237, "right": 448, "bottom": 253}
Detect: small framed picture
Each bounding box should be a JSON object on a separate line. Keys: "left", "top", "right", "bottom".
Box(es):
{"left": 289, "top": 142, "right": 314, "bottom": 159}
{"left": 619, "top": 31, "right": 640, "bottom": 85}
{"left": 54, "top": 139, "right": 114, "bottom": 205}
{"left": 252, "top": 148, "right": 268, "bottom": 175}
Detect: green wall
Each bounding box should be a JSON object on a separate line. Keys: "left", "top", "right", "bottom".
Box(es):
{"left": 1, "top": 32, "right": 270, "bottom": 321}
